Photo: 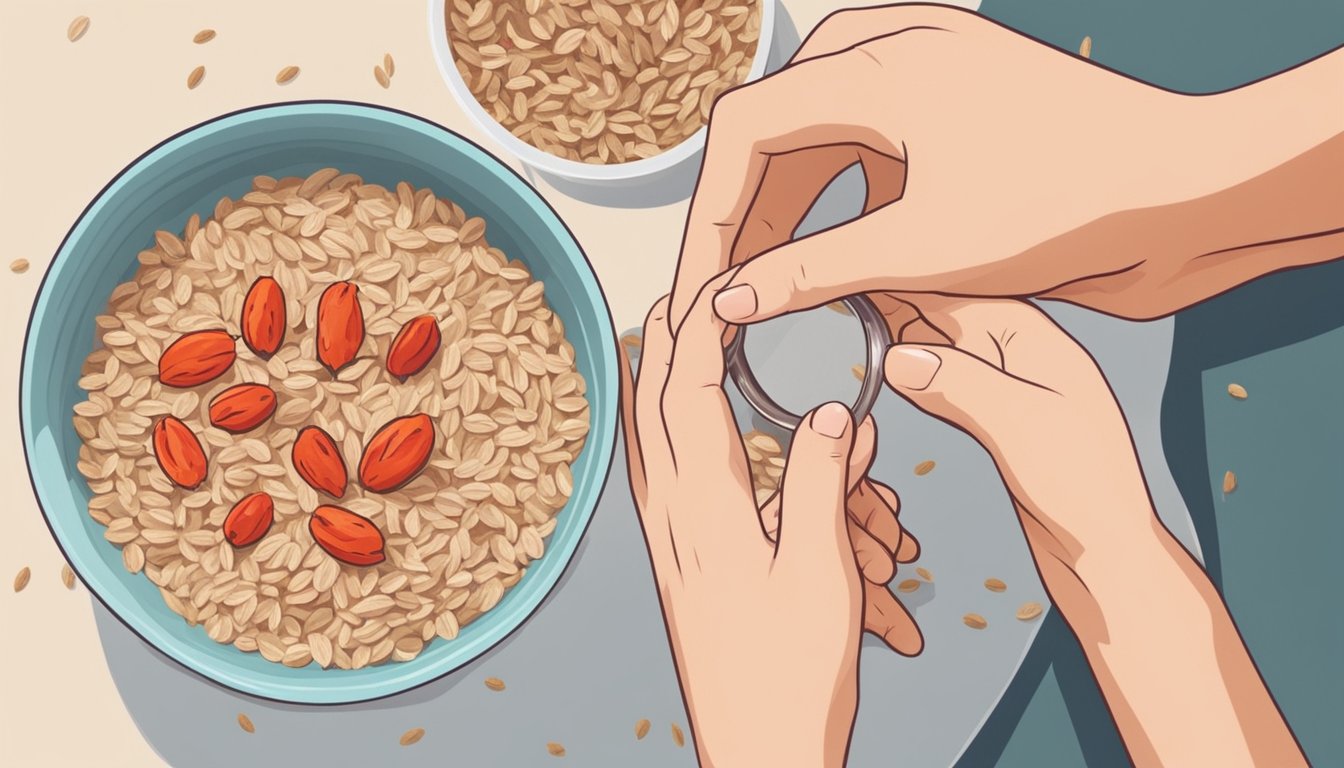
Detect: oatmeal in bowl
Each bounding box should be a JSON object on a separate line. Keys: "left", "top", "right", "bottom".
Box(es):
{"left": 431, "top": 0, "right": 776, "bottom": 182}
{"left": 22, "top": 103, "right": 617, "bottom": 703}
{"left": 75, "top": 170, "right": 589, "bottom": 670}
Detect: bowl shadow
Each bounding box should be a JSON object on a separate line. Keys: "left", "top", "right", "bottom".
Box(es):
{"left": 94, "top": 446, "right": 702, "bottom": 768}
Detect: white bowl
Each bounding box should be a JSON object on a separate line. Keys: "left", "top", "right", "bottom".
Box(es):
{"left": 428, "top": 0, "right": 777, "bottom": 187}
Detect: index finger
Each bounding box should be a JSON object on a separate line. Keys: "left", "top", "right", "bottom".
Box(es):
{"left": 668, "top": 48, "right": 903, "bottom": 327}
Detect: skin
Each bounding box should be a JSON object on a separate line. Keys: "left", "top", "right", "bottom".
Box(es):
{"left": 665, "top": 4, "right": 1344, "bottom": 326}
{"left": 625, "top": 275, "right": 932, "bottom": 766}
{"left": 648, "top": 5, "right": 1340, "bottom": 762}
{"left": 621, "top": 308, "right": 927, "bottom": 659}
{"left": 879, "top": 295, "right": 1306, "bottom": 767}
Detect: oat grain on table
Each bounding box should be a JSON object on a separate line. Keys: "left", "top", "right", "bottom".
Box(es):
{"left": 1017, "top": 601, "right": 1044, "bottom": 621}
{"left": 67, "top": 16, "right": 90, "bottom": 43}
{"left": 13, "top": 566, "right": 31, "bottom": 592}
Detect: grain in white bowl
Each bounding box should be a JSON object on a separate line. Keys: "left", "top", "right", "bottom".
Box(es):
{"left": 447, "top": 0, "right": 762, "bottom": 164}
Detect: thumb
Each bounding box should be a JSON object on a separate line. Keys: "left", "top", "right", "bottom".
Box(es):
{"left": 711, "top": 212, "right": 900, "bottom": 324}
{"left": 883, "top": 344, "right": 1034, "bottom": 445}
{"left": 776, "top": 402, "right": 858, "bottom": 569}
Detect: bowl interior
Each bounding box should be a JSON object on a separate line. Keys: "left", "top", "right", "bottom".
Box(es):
{"left": 427, "top": 0, "right": 776, "bottom": 183}
{"left": 21, "top": 102, "right": 617, "bottom": 704}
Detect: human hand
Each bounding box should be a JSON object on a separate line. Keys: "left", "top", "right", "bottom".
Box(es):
{"left": 672, "top": 5, "right": 1344, "bottom": 324}
{"left": 877, "top": 295, "right": 1305, "bottom": 766}
{"left": 619, "top": 277, "right": 918, "bottom": 766}
{"left": 876, "top": 296, "right": 1156, "bottom": 572}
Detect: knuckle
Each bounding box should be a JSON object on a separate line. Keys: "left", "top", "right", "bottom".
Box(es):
{"left": 707, "top": 84, "right": 747, "bottom": 125}
{"left": 786, "top": 256, "right": 814, "bottom": 297}
{"left": 808, "top": 8, "right": 864, "bottom": 46}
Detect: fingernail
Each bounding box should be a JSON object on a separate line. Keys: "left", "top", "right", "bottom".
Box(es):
{"left": 811, "top": 401, "right": 851, "bottom": 439}
{"left": 885, "top": 347, "right": 941, "bottom": 391}
{"left": 713, "top": 284, "right": 757, "bottom": 321}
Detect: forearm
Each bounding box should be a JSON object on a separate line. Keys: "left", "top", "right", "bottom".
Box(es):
{"left": 1042, "top": 516, "right": 1305, "bottom": 767}
{"left": 1154, "top": 46, "right": 1344, "bottom": 305}
{"left": 680, "top": 651, "right": 856, "bottom": 768}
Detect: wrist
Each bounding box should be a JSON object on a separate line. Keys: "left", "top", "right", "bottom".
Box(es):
{"left": 1089, "top": 62, "right": 1344, "bottom": 317}
{"left": 1152, "top": 52, "right": 1344, "bottom": 261}
{"left": 1038, "top": 508, "right": 1208, "bottom": 635}
{"left": 692, "top": 700, "right": 853, "bottom": 768}
{"left": 697, "top": 725, "right": 843, "bottom": 768}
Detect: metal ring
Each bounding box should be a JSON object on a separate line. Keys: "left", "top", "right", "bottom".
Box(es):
{"left": 725, "top": 294, "right": 892, "bottom": 431}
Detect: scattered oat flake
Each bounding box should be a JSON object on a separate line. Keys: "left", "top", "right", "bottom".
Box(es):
{"left": 237, "top": 713, "right": 255, "bottom": 733}
{"left": 851, "top": 365, "right": 865, "bottom": 381}
{"left": 1227, "top": 383, "right": 1248, "bottom": 400}
{"left": 13, "top": 566, "right": 31, "bottom": 592}
{"left": 374, "top": 65, "right": 390, "bottom": 89}
{"left": 68, "top": 16, "right": 90, "bottom": 42}
{"left": 400, "top": 727, "right": 425, "bottom": 746}
{"left": 187, "top": 66, "right": 205, "bottom": 90}
{"left": 622, "top": 333, "right": 642, "bottom": 348}
{"left": 1223, "top": 471, "right": 1237, "bottom": 494}
{"left": 484, "top": 676, "right": 505, "bottom": 691}
{"left": 916, "top": 567, "right": 933, "bottom": 582}
{"left": 914, "top": 460, "right": 935, "bottom": 476}
{"left": 1017, "top": 602, "right": 1044, "bottom": 621}
{"left": 635, "top": 718, "right": 651, "bottom": 740}
{"left": 1080, "top": 35, "right": 1092, "bottom": 58}
{"left": 984, "top": 578, "right": 1007, "bottom": 593}
{"left": 384, "top": 53, "right": 395, "bottom": 77}
{"left": 671, "top": 722, "right": 685, "bottom": 747}
{"left": 194, "top": 29, "right": 216, "bottom": 44}
{"left": 547, "top": 741, "right": 566, "bottom": 757}
{"left": 10, "top": 258, "right": 30, "bottom": 274}
{"left": 276, "top": 66, "right": 300, "bottom": 85}
{"left": 61, "top": 564, "right": 76, "bottom": 589}
{"left": 963, "top": 613, "right": 988, "bottom": 630}
{"left": 896, "top": 579, "right": 920, "bottom": 593}
{"left": 827, "top": 301, "right": 851, "bottom": 315}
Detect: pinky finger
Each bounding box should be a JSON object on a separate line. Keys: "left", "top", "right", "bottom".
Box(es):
{"left": 864, "top": 582, "right": 924, "bottom": 656}
{"left": 869, "top": 481, "right": 920, "bottom": 563}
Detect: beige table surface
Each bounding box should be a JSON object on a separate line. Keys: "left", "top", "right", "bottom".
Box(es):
{"left": 0, "top": 1, "right": 971, "bottom": 764}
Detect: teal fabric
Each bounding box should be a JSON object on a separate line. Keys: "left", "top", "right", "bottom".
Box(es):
{"left": 963, "top": 2, "right": 1344, "bottom": 764}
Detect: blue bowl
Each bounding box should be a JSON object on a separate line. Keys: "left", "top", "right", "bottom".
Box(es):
{"left": 20, "top": 102, "right": 618, "bottom": 704}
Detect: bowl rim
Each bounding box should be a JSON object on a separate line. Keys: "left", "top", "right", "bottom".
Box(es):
{"left": 19, "top": 99, "right": 619, "bottom": 704}
{"left": 427, "top": 0, "right": 777, "bottom": 182}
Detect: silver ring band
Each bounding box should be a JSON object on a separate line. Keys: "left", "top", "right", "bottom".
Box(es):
{"left": 725, "top": 294, "right": 892, "bottom": 430}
